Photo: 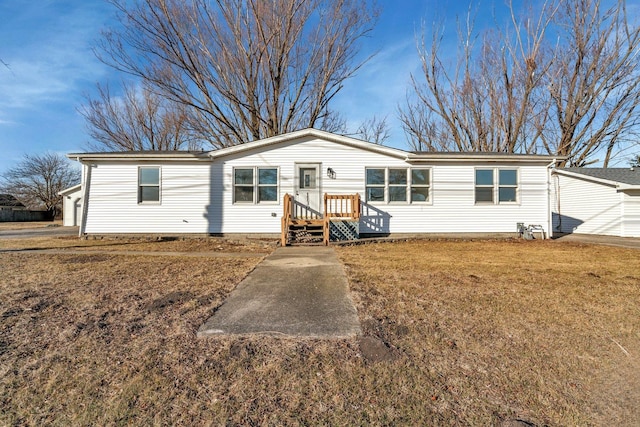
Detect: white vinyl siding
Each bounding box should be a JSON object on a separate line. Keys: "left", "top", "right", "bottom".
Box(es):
{"left": 552, "top": 173, "right": 634, "bottom": 236}
{"left": 84, "top": 163, "right": 212, "bottom": 234}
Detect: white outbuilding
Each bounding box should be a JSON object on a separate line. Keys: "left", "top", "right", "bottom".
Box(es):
{"left": 552, "top": 167, "right": 640, "bottom": 237}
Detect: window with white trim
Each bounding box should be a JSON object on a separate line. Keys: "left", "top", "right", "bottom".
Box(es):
{"left": 365, "top": 167, "right": 431, "bottom": 203}
{"left": 138, "top": 167, "right": 160, "bottom": 203}
{"left": 475, "top": 168, "right": 518, "bottom": 204}
{"left": 234, "top": 167, "right": 278, "bottom": 203}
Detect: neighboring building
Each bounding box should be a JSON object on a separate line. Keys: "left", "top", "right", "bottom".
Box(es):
{"left": 67, "top": 128, "right": 558, "bottom": 242}
{"left": 0, "top": 194, "right": 27, "bottom": 210}
{"left": 59, "top": 184, "right": 83, "bottom": 227}
{"left": 0, "top": 193, "right": 53, "bottom": 222}
{"left": 552, "top": 167, "right": 640, "bottom": 237}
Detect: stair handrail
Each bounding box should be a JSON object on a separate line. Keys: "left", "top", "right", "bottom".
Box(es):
{"left": 281, "top": 193, "right": 293, "bottom": 246}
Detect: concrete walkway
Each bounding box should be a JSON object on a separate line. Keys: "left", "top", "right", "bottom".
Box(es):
{"left": 554, "top": 233, "right": 640, "bottom": 250}
{"left": 198, "top": 246, "right": 361, "bottom": 338}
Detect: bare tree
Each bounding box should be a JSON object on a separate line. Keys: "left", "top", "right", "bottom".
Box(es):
{"left": 543, "top": 0, "right": 640, "bottom": 166}
{"left": 96, "top": 0, "right": 377, "bottom": 148}
{"left": 401, "top": 0, "right": 640, "bottom": 167}
{"left": 79, "top": 82, "right": 199, "bottom": 151}
{"left": 1, "top": 153, "right": 80, "bottom": 216}
{"left": 355, "top": 115, "right": 390, "bottom": 144}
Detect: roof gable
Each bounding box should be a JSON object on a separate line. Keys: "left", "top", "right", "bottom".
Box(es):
{"left": 207, "top": 128, "right": 410, "bottom": 160}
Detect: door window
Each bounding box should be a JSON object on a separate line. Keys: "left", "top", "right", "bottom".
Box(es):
{"left": 300, "top": 168, "right": 317, "bottom": 189}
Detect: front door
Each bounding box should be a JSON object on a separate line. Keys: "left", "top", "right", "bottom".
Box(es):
{"left": 296, "top": 163, "right": 321, "bottom": 214}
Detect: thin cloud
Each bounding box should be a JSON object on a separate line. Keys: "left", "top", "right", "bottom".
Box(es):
{"left": 0, "top": 1, "right": 111, "bottom": 113}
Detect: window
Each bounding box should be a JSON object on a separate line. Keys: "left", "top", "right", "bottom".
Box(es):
{"left": 234, "top": 168, "right": 254, "bottom": 202}
{"left": 234, "top": 167, "right": 278, "bottom": 203}
{"left": 475, "top": 169, "right": 494, "bottom": 203}
{"left": 258, "top": 168, "right": 278, "bottom": 202}
{"left": 389, "top": 169, "right": 407, "bottom": 202}
{"left": 365, "top": 168, "right": 431, "bottom": 203}
{"left": 366, "top": 168, "right": 385, "bottom": 202}
{"left": 498, "top": 169, "right": 517, "bottom": 202}
{"left": 411, "top": 169, "right": 430, "bottom": 202}
{"left": 475, "top": 168, "right": 518, "bottom": 204}
{"left": 138, "top": 167, "right": 160, "bottom": 203}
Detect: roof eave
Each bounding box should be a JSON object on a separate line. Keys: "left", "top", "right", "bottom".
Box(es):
{"left": 552, "top": 169, "right": 621, "bottom": 187}
{"left": 66, "top": 153, "right": 210, "bottom": 162}
{"left": 408, "top": 153, "right": 562, "bottom": 163}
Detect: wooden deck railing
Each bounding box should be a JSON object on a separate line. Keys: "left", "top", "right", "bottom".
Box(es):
{"left": 323, "top": 193, "right": 361, "bottom": 220}
{"left": 282, "top": 193, "right": 361, "bottom": 246}
{"left": 323, "top": 193, "right": 361, "bottom": 245}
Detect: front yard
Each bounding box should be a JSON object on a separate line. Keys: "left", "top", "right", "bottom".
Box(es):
{"left": 1, "top": 236, "right": 638, "bottom": 425}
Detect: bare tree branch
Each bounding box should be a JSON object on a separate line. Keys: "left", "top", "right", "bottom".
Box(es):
{"left": 355, "top": 115, "right": 390, "bottom": 144}
{"left": 94, "top": 0, "right": 377, "bottom": 149}
{"left": 79, "top": 81, "right": 201, "bottom": 151}
{"left": 1, "top": 153, "right": 80, "bottom": 216}
{"left": 401, "top": 0, "right": 640, "bottom": 167}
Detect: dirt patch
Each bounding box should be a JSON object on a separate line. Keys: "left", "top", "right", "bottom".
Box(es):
{"left": 146, "top": 291, "right": 195, "bottom": 312}
{"left": 357, "top": 336, "right": 401, "bottom": 363}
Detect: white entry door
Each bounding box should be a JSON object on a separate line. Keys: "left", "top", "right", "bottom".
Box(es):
{"left": 296, "top": 163, "right": 321, "bottom": 214}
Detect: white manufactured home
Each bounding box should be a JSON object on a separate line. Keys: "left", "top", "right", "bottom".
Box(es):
{"left": 67, "top": 128, "right": 558, "bottom": 243}
{"left": 552, "top": 168, "right": 640, "bottom": 238}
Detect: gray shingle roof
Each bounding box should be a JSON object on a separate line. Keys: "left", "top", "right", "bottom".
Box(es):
{"left": 564, "top": 167, "right": 640, "bottom": 185}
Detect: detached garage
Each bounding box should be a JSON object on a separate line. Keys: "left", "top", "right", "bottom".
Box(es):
{"left": 552, "top": 168, "right": 640, "bottom": 237}
{"left": 59, "top": 184, "right": 83, "bottom": 227}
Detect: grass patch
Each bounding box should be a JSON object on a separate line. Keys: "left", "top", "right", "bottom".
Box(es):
{"left": 1, "top": 237, "right": 639, "bottom": 425}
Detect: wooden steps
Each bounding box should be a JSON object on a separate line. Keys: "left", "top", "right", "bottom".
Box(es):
{"left": 281, "top": 193, "right": 361, "bottom": 246}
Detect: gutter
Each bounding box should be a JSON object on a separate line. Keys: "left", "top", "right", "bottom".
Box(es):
{"left": 546, "top": 158, "right": 557, "bottom": 238}
{"left": 79, "top": 160, "right": 92, "bottom": 237}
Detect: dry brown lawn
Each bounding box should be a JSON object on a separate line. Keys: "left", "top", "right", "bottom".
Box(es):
{"left": 1, "top": 235, "right": 639, "bottom": 425}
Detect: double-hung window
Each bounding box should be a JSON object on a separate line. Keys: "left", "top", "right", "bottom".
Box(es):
{"left": 234, "top": 167, "right": 278, "bottom": 203}
{"left": 365, "top": 168, "right": 385, "bottom": 202}
{"left": 475, "top": 168, "right": 518, "bottom": 204}
{"left": 365, "top": 167, "right": 431, "bottom": 203}
{"left": 138, "top": 167, "right": 160, "bottom": 203}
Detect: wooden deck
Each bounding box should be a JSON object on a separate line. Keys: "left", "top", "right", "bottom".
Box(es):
{"left": 281, "top": 193, "right": 361, "bottom": 246}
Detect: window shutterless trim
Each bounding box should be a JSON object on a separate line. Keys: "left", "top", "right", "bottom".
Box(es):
{"left": 138, "top": 166, "right": 161, "bottom": 204}
{"left": 232, "top": 166, "right": 279, "bottom": 204}
{"left": 257, "top": 167, "right": 279, "bottom": 204}
{"left": 474, "top": 167, "right": 519, "bottom": 204}
{"left": 365, "top": 167, "right": 432, "bottom": 204}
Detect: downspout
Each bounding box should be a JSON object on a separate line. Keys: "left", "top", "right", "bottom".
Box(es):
{"left": 79, "top": 161, "right": 92, "bottom": 237}
{"left": 546, "top": 158, "right": 557, "bottom": 239}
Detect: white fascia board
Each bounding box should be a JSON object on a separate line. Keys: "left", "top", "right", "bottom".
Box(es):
{"left": 66, "top": 153, "right": 210, "bottom": 162}
{"left": 407, "top": 153, "right": 561, "bottom": 164}
{"left": 617, "top": 184, "right": 640, "bottom": 192}
{"left": 207, "top": 128, "right": 411, "bottom": 160}
{"left": 58, "top": 183, "right": 82, "bottom": 196}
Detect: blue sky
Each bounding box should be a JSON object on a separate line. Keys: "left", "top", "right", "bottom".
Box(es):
{"left": 0, "top": 0, "right": 505, "bottom": 174}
